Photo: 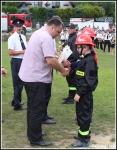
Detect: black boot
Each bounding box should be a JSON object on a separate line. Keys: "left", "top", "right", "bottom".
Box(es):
{"left": 62, "top": 96, "right": 69, "bottom": 100}
{"left": 62, "top": 90, "right": 76, "bottom": 104}
{"left": 62, "top": 96, "right": 74, "bottom": 104}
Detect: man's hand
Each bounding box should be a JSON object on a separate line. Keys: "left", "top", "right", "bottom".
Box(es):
{"left": 61, "top": 68, "right": 69, "bottom": 77}
{"left": 1, "top": 68, "right": 7, "bottom": 77}
{"left": 62, "top": 60, "right": 71, "bottom": 68}
{"left": 74, "top": 94, "right": 80, "bottom": 102}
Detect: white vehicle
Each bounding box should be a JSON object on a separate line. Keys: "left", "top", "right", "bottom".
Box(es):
{"left": 70, "top": 18, "right": 109, "bottom": 30}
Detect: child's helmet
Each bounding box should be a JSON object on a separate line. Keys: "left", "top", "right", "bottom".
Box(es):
{"left": 81, "top": 27, "right": 96, "bottom": 38}
{"left": 75, "top": 33, "right": 95, "bottom": 46}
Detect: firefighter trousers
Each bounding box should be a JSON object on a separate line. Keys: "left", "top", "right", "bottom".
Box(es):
{"left": 76, "top": 92, "right": 93, "bottom": 143}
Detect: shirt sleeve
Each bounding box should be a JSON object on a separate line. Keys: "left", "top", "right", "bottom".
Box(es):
{"left": 42, "top": 37, "right": 55, "bottom": 58}
{"left": 8, "top": 36, "right": 15, "bottom": 50}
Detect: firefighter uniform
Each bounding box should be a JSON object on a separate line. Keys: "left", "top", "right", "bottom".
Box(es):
{"left": 74, "top": 53, "right": 98, "bottom": 144}
{"left": 8, "top": 18, "right": 27, "bottom": 110}
{"left": 71, "top": 33, "right": 98, "bottom": 147}
{"left": 62, "top": 23, "right": 79, "bottom": 104}
{"left": 103, "top": 31, "right": 111, "bottom": 52}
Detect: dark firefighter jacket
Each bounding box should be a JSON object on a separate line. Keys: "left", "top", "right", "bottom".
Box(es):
{"left": 65, "top": 32, "right": 79, "bottom": 62}
{"left": 74, "top": 53, "right": 98, "bottom": 96}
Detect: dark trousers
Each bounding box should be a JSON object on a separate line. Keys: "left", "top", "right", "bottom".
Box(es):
{"left": 11, "top": 58, "right": 23, "bottom": 109}
{"left": 76, "top": 92, "right": 93, "bottom": 143}
{"left": 97, "top": 41, "right": 103, "bottom": 50}
{"left": 42, "top": 82, "right": 52, "bottom": 121}
{"left": 103, "top": 40, "right": 110, "bottom": 52}
{"left": 23, "top": 82, "right": 46, "bottom": 142}
{"left": 94, "top": 38, "right": 98, "bottom": 48}
{"left": 66, "top": 75, "right": 76, "bottom": 98}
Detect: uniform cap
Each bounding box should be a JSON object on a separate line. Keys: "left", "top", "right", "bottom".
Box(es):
{"left": 66, "top": 23, "right": 75, "bottom": 29}
{"left": 12, "top": 18, "right": 24, "bottom": 27}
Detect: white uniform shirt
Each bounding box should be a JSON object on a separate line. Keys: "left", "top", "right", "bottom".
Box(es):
{"left": 104, "top": 33, "right": 112, "bottom": 40}
{"left": 60, "top": 31, "right": 65, "bottom": 40}
{"left": 8, "top": 31, "right": 27, "bottom": 59}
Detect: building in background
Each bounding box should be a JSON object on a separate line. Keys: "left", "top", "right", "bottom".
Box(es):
{"left": 18, "top": 1, "right": 76, "bottom": 9}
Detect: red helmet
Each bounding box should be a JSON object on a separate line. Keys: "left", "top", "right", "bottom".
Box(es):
{"left": 75, "top": 33, "right": 95, "bottom": 46}
{"left": 81, "top": 27, "right": 96, "bottom": 38}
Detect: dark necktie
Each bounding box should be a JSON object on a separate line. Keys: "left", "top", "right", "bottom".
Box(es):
{"left": 107, "top": 35, "right": 108, "bottom": 39}
{"left": 19, "top": 35, "right": 26, "bottom": 50}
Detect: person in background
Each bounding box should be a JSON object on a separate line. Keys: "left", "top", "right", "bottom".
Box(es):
{"left": 110, "top": 35, "right": 115, "bottom": 55}
{"left": 62, "top": 23, "right": 79, "bottom": 104}
{"left": 60, "top": 29, "right": 66, "bottom": 43}
{"left": 71, "top": 33, "right": 98, "bottom": 147}
{"left": 103, "top": 30, "right": 111, "bottom": 52}
{"left": 36, "top": 22, "right": 40, "bottom": 30}
{"left": 1, "top": 67, "right": 8, "bottom": 122}
{"left": 44, "top": 21, "right": 47, "bottom": 27}
{"left": 1, "top": 67, "right": 7, "bottom": 77}
{"left": 18, "top": 16, "right": 69, "bottom": 147}
{"left": 8, "top": 18, "right": 27, "bottom": 111}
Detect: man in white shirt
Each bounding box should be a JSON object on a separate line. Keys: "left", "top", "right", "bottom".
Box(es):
{"left": 8, "top": 18, "right": 27, "bottom": 110}
{"left": 103, "top": 30, "right": 111, "bottom": 52}
{"left": 36, "top": 22, "right": 40, "bottom": 30}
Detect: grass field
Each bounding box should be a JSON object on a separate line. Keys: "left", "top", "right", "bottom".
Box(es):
{"left": 1, "top": 41, "right": 116, "bottom": 148}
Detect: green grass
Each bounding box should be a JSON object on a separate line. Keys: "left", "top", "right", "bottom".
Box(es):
{"left": 1, "top": 41, "right": 115, "bottom": 148}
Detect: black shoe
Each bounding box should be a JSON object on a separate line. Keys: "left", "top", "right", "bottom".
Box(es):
{"left": 11, "top": 102, "right": 24, "bottom": 106}
{"left": 62, "top": 97, "right": 69, "bottom": 100}
{"left": 14, "top": 106, "right": 27, "bottom": 111}
{"left": 42, "top": 119, "right": 56, "bottom": 124}
{"left": 30, "top": 139, "right": 52, "bottom": 146}
{"left": 28, "top": 132, "right": 47, "bottom": 141}
{"left": 47, "top": 116, "right": 54, "bottom": 119}
{"left": 62, "top": 99, "right": 74, "bottom": 104}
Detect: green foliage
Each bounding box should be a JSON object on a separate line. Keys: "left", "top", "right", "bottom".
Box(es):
{"left": 83, "top": 6, "right": 104, "bottom": 18}
{"left": 56, "top": 8, "right": 74, "bottom": 20}
{"left": 99, "top": 2, "right": 115, "bottom": 17}
{"left": 2, "top": 6, "right": 18, "bottom": 14}
{"left": 28, "top": 7, "right": 35, "bottom": 18}
{"left": 29, "top": 7, "right": 47, "bottom": 19}
{"left": 36, "top": 7, "right": 47, "bottom": 20}
{"left": 2, "top": 2, "right": 18, "bottom": 7}
{"left": 17, "top": 8, "right": 30, "bottom": 14}
{"left": 73, "top": 7, "right": 84, "bottom": 18}
{"left": 46, "top": 8, "right": 58, "bottom": 19}
{"left": 75, "top": 2, "right": 115, "bottom": 19}
{"left": 92, "top": 6, "right": 105, "bottom": 17}
{"left": 83, "top": 6, "right": 93, "bottom": 18}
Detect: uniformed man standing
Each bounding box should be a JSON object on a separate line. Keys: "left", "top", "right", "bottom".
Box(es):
{"left": 103, "top": 30, "right": 111, "bottom": 52}
{"left": 8, "top": 18, "right": 27, "bottom": 110}
{"left": 62, "top": 23, "right": 79, "bottom": 104}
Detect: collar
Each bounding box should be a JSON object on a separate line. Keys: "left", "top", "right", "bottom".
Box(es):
{"left": 14, "top": 31, "right": 21, "bottom": 37}
{"left": 43, "top": 26, "right": 53, "bottom": 39}
{"left": 69, "top": 32, "right": 77, "bottom": 37}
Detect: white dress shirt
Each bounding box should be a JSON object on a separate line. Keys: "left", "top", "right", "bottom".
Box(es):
{"left": 8, "top": 31, "right": 27, "bottom": 59}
